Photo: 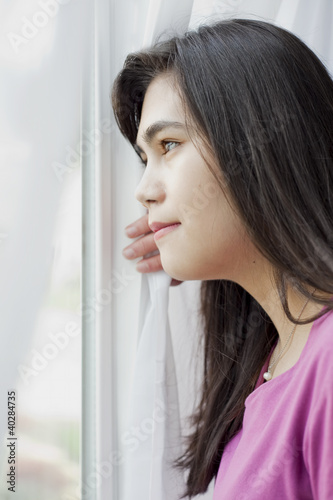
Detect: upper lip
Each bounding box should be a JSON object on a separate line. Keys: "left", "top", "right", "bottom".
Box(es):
{"left": 149, "top": 221, "right": 181, "bottom": 233}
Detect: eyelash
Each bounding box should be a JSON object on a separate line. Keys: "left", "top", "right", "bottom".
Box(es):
{"left": 139, "top": 140, "right": 180, "bottom": 168}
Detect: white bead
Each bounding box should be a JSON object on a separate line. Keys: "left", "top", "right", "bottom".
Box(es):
{"left": 263, "top": 371, "right": 272, "bottom": 381}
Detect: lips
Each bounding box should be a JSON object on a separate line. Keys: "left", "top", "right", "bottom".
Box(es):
{"left": 153, "top": 223, "right": 181, "bottom": 241}
{"left": 149, "top": 221, "right": 180, "bottom": 233}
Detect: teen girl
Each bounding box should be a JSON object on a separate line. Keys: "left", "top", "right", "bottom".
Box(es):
{"left": 113, "top": 19, "right": 333, "bottom": 499}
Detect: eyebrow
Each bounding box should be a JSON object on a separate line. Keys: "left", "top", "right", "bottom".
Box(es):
{"left": 134, "top": 120, "right": 186, "bottom": 154}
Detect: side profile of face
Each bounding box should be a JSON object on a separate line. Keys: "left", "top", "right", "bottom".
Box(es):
{"left": 135, "top": 73, "right": 260, "bottom": 283}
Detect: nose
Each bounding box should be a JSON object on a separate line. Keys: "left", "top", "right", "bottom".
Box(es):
{"left": 134, "top": 168, "right": 166, "bottom": 208}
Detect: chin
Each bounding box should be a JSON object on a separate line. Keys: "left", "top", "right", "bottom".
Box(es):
{"left": 161, "top": 259, "right": 201, "bottom": 282}
{"left": 161, "top": 262, "right": 186, "bottom": 282}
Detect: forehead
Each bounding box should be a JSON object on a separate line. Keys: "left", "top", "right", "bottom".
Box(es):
{"left": 137, "top": 75, "right": 184, "bottom": 140}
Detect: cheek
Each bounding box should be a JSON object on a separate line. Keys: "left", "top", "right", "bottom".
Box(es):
{"left": 203, "top": 212, "right": 246, "bottom": 273}
{"left": 191, "top": 188, "right": 242, "bottom": 249}
{"left": 159, "top": 156, "right": 249, "bottom": 280}
{"left": 173, "top": 175, "right": 224, "bottom": 229}
{"left": 159, "top": 198, "right": 248, "bottom": 282}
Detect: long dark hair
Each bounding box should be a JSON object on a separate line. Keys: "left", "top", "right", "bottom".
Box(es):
{"left": 111, "top": 19, "right": 333, "bottom": 497}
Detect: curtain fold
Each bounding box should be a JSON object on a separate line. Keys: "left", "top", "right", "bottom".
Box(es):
{"left": 123, "top": 271, "right": 185, "bottom": 500}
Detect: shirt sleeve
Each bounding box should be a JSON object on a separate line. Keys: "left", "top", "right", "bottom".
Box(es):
{"left": 303, "top": 371, "right": 333, "bottom": 499}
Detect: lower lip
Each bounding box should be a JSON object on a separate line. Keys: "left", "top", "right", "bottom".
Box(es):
{"left": 153, "top": 223, "right": 181, "bottom": 241}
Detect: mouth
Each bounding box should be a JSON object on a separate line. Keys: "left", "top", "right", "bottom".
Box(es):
{"left": 149, "top": 221, "right": 180, "bottom": 233}
{"left": 153, "top": 223, "right": 181, "bottom": 241}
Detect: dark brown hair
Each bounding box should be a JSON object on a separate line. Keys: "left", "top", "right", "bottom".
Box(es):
{"left": 111, "top": 19, "right": 333, "bottom": 497}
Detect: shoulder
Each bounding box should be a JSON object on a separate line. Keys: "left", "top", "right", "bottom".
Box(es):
{"left": 307, "top": 308, "right": 333, "bottom": 360}
{"left": 302, "top": 310, "right": 333, "bottom": 497}
{"left": 298, "top": 308, "right": 333, "bottom": 401}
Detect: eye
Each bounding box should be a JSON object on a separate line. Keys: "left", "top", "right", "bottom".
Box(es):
{"left": 137, "top": 140, "right": 180, "bottom": 169}
{"left": 160, "top": 140, "right": 179, "bottom": 154}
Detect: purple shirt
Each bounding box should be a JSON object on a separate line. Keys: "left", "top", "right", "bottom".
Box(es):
{"left": 213, "top": 307, "right": 333, "bottom": 499}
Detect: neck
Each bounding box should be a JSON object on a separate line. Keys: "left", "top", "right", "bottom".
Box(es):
{"left": 237, "top": 255, "right": 325, "bottom": 348}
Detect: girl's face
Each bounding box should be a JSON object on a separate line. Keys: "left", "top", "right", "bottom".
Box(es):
{"left": 135, "top": 74, "right": 260, "bottom": 283}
